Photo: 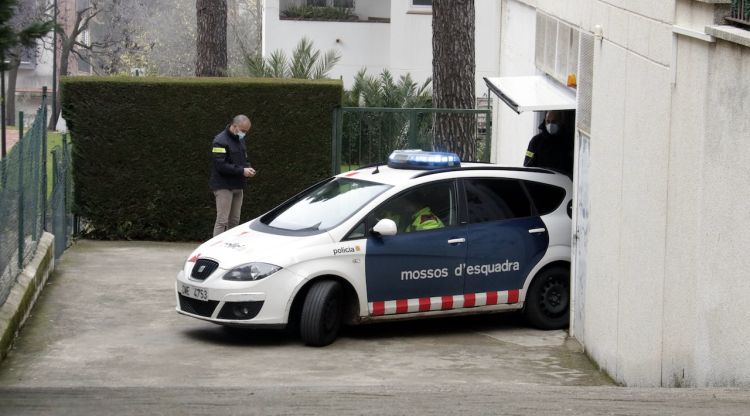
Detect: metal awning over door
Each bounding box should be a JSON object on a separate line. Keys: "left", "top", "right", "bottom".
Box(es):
{"left": 484, "top": 76, "right": 576, "bottom": 114}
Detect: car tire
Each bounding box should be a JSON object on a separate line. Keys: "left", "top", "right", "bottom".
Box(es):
{"left": 524, "top": 266, "right": 570, "bottom": 330}
{"left": 300, "top": 280, "right": 343, "bottom": 347}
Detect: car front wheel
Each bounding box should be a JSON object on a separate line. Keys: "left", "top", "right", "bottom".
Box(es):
{"left": 524, "top": 266, "right": 570, "bottom": 330}
{"left": 300, "top": 280, "right": 343, "bottom": 346}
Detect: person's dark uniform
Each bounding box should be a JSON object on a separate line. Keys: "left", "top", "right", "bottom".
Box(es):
{"left": 209, "top": 126, "right": 251, "bottom": 191}
{"left": 523, "top": 122, "right": 574, "bottom": 177}
{"left": 209, "top": 125, "right": 252, "bottom": 237}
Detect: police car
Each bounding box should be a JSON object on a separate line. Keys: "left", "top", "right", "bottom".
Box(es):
{"left": 176, "top": 150, "right": 572, "bottom": 346}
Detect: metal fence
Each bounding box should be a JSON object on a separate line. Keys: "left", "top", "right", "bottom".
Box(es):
{"left": 0, "top": 94, "right": 74, "bottom": 307}
{"left": 331, "top": 107, "right": 492, "bottom": 174}
{"left": 729, "top": 0, "right": 750, "bottom": 27}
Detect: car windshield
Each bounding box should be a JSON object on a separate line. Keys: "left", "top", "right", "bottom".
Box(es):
{"left": 264, "top": 178, "right": 391, "bottom": 232}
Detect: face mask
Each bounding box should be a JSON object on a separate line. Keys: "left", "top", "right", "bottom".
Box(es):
{"left": 546, "top": 123, "right": 559, "bottom": 135}
{"left": 237, "top": 131, "right": 246, "bottom": 139}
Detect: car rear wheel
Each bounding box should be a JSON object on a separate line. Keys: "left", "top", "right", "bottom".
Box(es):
{"left": 524, "top": 266, "right": 570, "bottom": 330}
{"left": 300, "top": 280, "right": 343, "bottom": 346}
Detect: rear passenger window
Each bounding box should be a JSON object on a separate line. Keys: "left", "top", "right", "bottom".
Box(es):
{"left": 523, "top": 181, "right": 566, "bottom": 215}
{"left": 465, "top": 179, "right": 532, "bottom": 223}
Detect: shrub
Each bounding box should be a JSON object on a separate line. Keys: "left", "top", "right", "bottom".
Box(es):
{"left": 281, "top": 5, "right": 358, "bottom": 21}
{"left": 61, "top": 76, "right": 343, "bottom": 241}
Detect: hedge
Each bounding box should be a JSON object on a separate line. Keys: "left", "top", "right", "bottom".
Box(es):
{"left": 61, "top": 76, "right": 343, "bottom": 241}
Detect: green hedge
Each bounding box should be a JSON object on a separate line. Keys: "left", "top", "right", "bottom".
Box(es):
{"left": 61, "top": 76, "right": 343, "bottom": 241}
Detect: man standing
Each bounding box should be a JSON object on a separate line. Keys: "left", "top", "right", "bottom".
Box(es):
{"left": 523, "top": 110, "right": 574, "bottom": 177}
{"left": 210, "top": 114, "right": 256, "bottom": 236}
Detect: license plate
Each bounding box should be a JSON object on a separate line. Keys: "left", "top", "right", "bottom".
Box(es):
{"left": 179, "top": 283, "right": 209, "bottom": 301}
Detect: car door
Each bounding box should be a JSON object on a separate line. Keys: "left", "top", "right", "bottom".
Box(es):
{"left": 461, "top": 178, "right": 549, "bottom": 300}
{"left": 364, "top": 180, "right": 467, "bottom": 315}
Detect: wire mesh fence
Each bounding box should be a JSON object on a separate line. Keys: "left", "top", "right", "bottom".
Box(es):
{"left": 0, "top": 95, "right": 74, "bottom": 307}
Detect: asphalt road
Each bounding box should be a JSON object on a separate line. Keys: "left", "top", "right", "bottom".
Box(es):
{"left": 0, "top": 240, "right": 748, "bottom": 415}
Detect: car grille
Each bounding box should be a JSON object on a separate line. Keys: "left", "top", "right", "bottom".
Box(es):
{"left": 191, "top": 259, "right": 219, "bottom": 280}
{"left": 178, "top": 294, "right": 219, "bottom": 317}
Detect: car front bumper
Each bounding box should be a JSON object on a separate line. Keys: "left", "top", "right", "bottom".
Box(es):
{"left": 175, "top": 268, "right": 301, "bottom": 326}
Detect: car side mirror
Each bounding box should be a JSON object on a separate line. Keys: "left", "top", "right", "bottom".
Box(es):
{"left": 372, "top": 218, "right": 397, "bottom": 237}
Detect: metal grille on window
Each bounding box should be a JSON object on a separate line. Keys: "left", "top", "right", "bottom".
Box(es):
{"left": 576, "top": 32, "right": 595, "bottom": 135}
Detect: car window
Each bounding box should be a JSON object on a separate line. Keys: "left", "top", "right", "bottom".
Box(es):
{"left": 523, "top": 180, "right": 566, "bottom": 215}
{"left": 263, "top": 178, "right": 391, "bottom": 232}
{"left": 368, "top": 181, "right": 458, "bottom": 234}
{"left": 465, "top": 178, "right": 532, "bottom": 223}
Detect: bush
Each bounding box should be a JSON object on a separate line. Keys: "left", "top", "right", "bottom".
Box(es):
{"left": 281, "top": 5, "right": 358, "bottom": 21}
{"left": 61, "top": 76, "right": 343, "bottom": 241}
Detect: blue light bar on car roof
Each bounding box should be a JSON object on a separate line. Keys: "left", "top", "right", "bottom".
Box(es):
{"left": 387, "top": 150, "right": 461, "bottom": 170}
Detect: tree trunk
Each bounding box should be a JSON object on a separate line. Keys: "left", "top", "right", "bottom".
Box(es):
{"left": 255, "top": 0, "right": 263, "bottom": 53}
{"left": 432, "top": 0, "right": 476, "bottom": 160}
{"left": 48, "top": 37, "right": 72, "bottom": 130}
{"left": 196, "top": 0, "right": 228, "bottom": 76}
{"left": 6, "top": 58, "right": 20, "bottom": 127}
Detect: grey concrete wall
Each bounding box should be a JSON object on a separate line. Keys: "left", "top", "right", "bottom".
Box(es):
{"left": 528, "top": 0, "right": 750, "bottom": 387}
{"left": 0, "top": 233, "right": 54, "bottom": 362}
{"left": 692, "top": 38, "right": 750, "bottom": 385}
{"left": 661, "top": 33, "right": 750, "bottom": 387}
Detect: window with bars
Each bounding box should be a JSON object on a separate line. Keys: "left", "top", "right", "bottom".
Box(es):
{"left": 728, "top": 0, "right": 750, "bottom": 28}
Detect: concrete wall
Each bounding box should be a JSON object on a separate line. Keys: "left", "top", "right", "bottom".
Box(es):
{"left": 661, "top": 33, "right": 750, "bottom": 387}
{"left": 498, "top": 0, "right": 750, "bottom": 386}
{"left": 0, "top": 233, "right": 54, "bottom": 362}
{"left": 492, "top": 0, "right": 538, "bottom": 166}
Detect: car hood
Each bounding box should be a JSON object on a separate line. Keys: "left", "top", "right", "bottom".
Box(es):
{"left": 189, "top": 222, "right": 335, "bottom": 270}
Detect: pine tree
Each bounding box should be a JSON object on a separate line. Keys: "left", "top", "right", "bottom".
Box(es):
{"left": 431, "top": 0, "right": 476, "bottom": 160}
{"left": 0, "top": 0, "right": 53, "bottom": 70}
{"left": 195, "top": 0, "right": 227, "bottom": 76}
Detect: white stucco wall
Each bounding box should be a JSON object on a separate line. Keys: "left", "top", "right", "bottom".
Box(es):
{"left": 492, "top": 0, "right": 538, "bottom": 166}
{"left": 265, "top": 0, "right": 500, "bottom": 93}
{"left": 387, "top": 0, "right": 433, "bottom": 85}
{"left": 500, "top": 0, "right": 750, "bottom": 387}
{"left": 265, "top": 0, "right": 390, "bottom": 87}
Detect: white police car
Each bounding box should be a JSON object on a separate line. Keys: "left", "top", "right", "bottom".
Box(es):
{"left": 176, "top": 150, "right": 572, "bottom": 346}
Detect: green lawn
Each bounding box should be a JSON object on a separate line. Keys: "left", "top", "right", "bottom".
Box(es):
{"left": 46, "top": 131, "right": 64, "bottom": 196}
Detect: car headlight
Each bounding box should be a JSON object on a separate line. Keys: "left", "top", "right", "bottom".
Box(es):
{"left": 223, "top": 263, "right": 281, "bottom": 281}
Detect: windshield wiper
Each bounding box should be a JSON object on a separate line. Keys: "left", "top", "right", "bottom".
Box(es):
{"left": 293, "top": 222, "right": 322, "bottom": 232}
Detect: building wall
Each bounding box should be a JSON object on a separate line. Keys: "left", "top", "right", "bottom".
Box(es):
{"left": 492, "top": 0, "right": 538, "bottom": 166}
{"left": 265, "top": 0, "right": 391, "bottom": 87}
{"left": 499, "top": 0, "right": 750, "bottom": 386}
{"left": 265, "top": 0, "right": 500, "bottom": 93}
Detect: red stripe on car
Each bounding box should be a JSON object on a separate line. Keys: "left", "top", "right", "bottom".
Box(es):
{"left": 463, "top": 293, "right": 476, "bottom": 308}
{"left": 508, "top": 289, "right": 519, "bottom": 304}
{"left": 486, "top": 291, "right": 498, "bottom": 305}
{"left": 441, "top": 296, "right": 453, "bottom": 310}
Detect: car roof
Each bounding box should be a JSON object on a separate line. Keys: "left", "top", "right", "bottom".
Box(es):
{"left": 337, "top": 162, "right": 571, "bottom": 188}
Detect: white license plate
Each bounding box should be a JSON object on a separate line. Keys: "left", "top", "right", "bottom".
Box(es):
{"left": 179, "top": 283, "right": 209, "bottom": 301}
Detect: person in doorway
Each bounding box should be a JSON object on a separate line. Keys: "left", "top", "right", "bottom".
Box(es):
{"left": 523, "top": 110, "right": 574, "bottom": 177}
{"left": 210, "top": 114, "right": 256, "bottom": 237}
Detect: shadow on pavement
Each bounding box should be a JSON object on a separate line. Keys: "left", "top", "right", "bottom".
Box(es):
{"left": 181, "top": 311, "right": 545, "bottom": 346}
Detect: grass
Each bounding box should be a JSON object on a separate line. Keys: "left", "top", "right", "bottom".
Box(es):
{"left": 46, "top": 131, "right": 64, "bottom": 196}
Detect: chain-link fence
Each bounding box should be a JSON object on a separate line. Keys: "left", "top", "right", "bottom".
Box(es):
{"left": 0, "top": 95, "right": 74, "bottom": 307}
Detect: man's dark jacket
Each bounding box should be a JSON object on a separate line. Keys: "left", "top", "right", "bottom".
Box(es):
{"left": 523, "top": 122, "right": 574, "bottom": 177}
{"left": 209, "top": 126, "right": 251, "bottom": 191}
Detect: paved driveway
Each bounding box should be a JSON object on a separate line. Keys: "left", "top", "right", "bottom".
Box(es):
{"left": 1, "top": 240, "right": 748, "bottom": 415}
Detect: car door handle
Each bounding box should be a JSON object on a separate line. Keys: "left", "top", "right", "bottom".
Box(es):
{"left": 447, "top": 238, "right": 466, "bottom": 245}
{"left": 528, "top": 228, "right": 546, "bottom": 234}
